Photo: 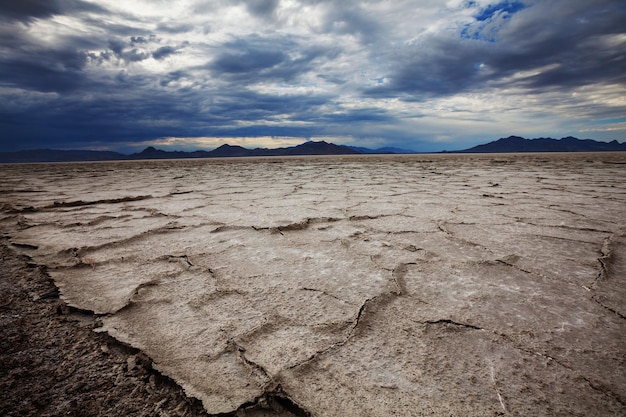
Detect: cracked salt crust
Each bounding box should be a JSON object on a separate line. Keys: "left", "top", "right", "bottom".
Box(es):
{"left": 1, "top": 153, "right": 625, "bottom": 416}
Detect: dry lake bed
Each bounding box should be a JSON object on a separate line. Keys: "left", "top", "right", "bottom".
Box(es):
{"left": 1, "top": 153, "right": 625, "bottom": 416}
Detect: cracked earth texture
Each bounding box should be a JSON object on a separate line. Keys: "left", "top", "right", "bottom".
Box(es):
{"left": 1, "top": 153, "right": 625, "bottom": 416}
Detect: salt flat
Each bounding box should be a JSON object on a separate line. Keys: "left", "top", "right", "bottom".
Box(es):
{"left": 1, "top": 153, "right": 625, "bottom": 416}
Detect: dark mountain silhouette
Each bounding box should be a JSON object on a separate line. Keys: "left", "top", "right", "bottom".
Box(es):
{"left": 0, "top": 141, "right": 359, "bottom": 163}
{"left": 348, "top": 146, "right": 416, "bottom": 154}
{"left": 207, "top": 144, "right": 251, "bottom": 157}
{"left": 3, "top": 137, "right": 624, "bottom": 163}
{"left": 164, "top": 141, "right": 360, "bottom": 158}
{"left": 455, "top": 136, "right": 626, "bottom": 153}
{"left": 279, "top": 141, "right": 358, "bottom": 156}
{"left": 131, "top": 146, "right": 217, "bottom": 159}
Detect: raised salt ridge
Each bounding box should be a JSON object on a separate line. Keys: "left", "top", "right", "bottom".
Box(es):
{"left": 1, "top": 153, "right": 625, "bottom": 416}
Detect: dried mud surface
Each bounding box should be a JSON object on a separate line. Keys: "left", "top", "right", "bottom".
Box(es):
{"left": 0, "top": 245, "right": 298, "bottom": 417}
{"left": 1, "top": 153, "right": 625, "bottom": 416}
{"left": 0, "top": 243, "right": 204, "bottom": 417}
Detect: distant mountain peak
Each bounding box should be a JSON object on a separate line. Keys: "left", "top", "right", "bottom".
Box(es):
{"left": 214, "top": 144, "right": 245, "bottom": 149}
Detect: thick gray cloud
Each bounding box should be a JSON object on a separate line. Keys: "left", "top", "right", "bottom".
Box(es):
{"left": 0, "top": 0, "right": 63, "bottom": 22}
{"left": 0, "top": 37, "right": 91, "bottom": 93}
{"left": 0, "top": 0, "right": 625, "bottom": 152}
{"left": 244, "top": 0, "right": 280, "bottom": 17}
{"left": 208, "top": 34, "right": 340, "bottom": 84}
{"left": 156, "top": 22, "right": 197, "bottom": 34}
{"left": 488, "top": 0, "right": 626, "bottom": 89}
{"left": 0, "top": 0, "right": 108, "bottom": 23}
{"left": 368, "top": 0, "right": 626, "bottom": 98}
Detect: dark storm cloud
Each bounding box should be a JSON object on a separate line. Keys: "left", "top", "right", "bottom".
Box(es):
{"left": 209, "top": 35, "right": 339, "bottom": 82}
{"left": 0, "top": 0, "right": 62, "bottom": 22}
{"left": 0, "top": 46, "right": 92, "bottom": 93}
{"left": 2, "top": 90, "right": 201, "bottom": 149}
{"left": 0, "top": 0, "right": 109, "bottom": 23}
{"left": 488, "top": 0, "right": 626, "bottom": 89}
{"left": 366, "top": 36, "right": 485, "bottom": 98}
{"left": 212, "top": 47, "right": 286, "bottom": 74}
{"left": 0, "top": 81, "right": 336, "bottom": 150}
{"left": 223, "top": 90, "right": 330, "bottom": 118}
{"left": 152, "top": 46, "right": 178, "bottom": 60}
{"left": 368, "top": 0, "right": 626, "bottom": 99}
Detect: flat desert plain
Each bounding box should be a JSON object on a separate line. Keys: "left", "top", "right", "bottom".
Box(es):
{"left": 1, "top": 153, "right": 625, "bottom": 416}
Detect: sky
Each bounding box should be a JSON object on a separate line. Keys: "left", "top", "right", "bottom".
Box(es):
{"left": 0, "top": 0, "right": 625, "bottom": 153}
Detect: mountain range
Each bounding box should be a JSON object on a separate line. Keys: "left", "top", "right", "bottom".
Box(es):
{"left": 0, "top": 137, "right": 624, "bottom": 163}
{"left": 453, "top": 136, "right": 626, "bottom": 153}
{"left": 0, "top": 141, "right": 358, "bottom": 163}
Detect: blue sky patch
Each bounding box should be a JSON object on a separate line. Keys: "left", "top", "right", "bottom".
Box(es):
{"left": 461, "top": 1, "right": 527, "bottom": 41}
{"left": 475, "top": 1, "right": 527, "bottom": 22}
